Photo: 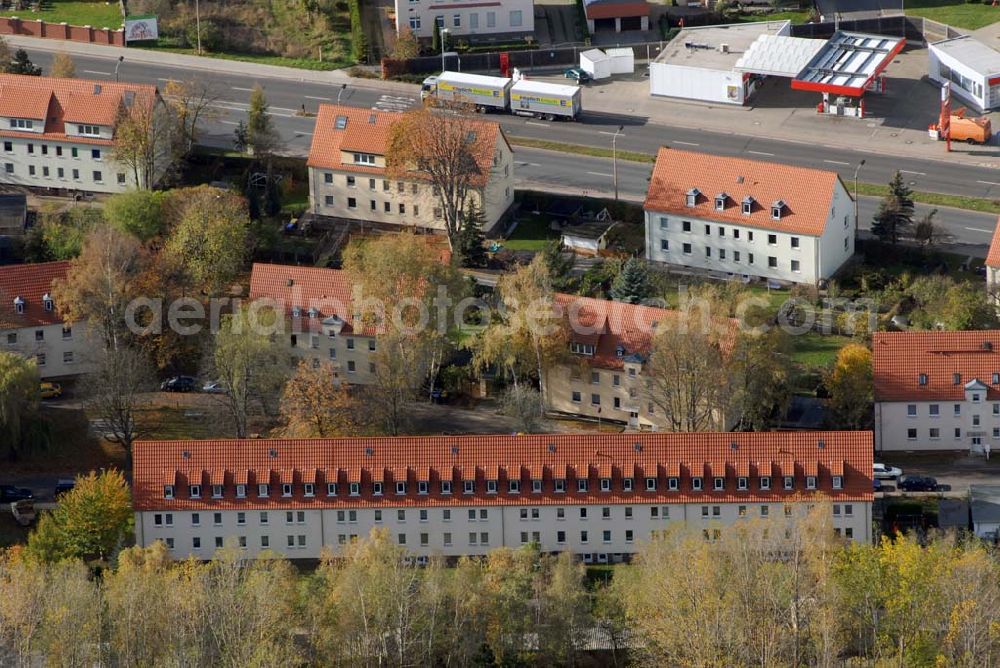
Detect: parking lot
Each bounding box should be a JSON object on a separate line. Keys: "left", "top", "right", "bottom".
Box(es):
{"left": 876, "top": 450, "right": 1000, "bottom": 495}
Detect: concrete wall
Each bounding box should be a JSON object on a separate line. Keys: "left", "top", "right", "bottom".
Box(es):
{"left": 0, "top": 321, "right": 98, "bottom": 379}
{"left": 0, "top": 18, "right": 124, "bottom": 46}
{"left": 137, "top": 499, "right": 872, "bottom": 560}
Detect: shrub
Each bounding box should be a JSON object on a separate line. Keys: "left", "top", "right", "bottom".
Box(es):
{"left": 349, "top": 0, "right": 367, "bottom": 63}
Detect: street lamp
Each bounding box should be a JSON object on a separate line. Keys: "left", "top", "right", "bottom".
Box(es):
{"left": 853, "top": 158, "right": 865, "bottom": 250}
{"left": 612, "top": 125, "right": 624, "bottom": 201}
{"left": 195, "top": 0, "right": 202, "bottom": 54}
{"left": 440, "top": 28, "right": 449, "bottom": 73}
{"left": 114, "top": 55, "right": 124, "bottom": 82}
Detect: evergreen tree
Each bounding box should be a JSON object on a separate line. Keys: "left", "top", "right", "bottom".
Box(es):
{"left": 432, "top": 22, "right": 441, "bottom": 55}
{"left": 870, "top": 170, "right": 914, "bottom": 245}
{"left": 246, "top": 85, "right": 278, "bottom": 157}
{"left": 458, "top": 200, "right": 488, "bottom": 268}
{"left": 609, "top": 256, "right": 651, "bottom": 303}
{"left": 8, "top": 49, "right": 40, "bottom": 76}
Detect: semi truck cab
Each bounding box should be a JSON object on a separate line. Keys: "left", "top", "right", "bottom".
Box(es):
{"left": 420, "top": 76, "right": 438, "bottom": 100}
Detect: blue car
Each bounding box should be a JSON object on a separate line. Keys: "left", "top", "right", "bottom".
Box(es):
{"left": 873, "top": 478, "right": 882, "bottom": 492}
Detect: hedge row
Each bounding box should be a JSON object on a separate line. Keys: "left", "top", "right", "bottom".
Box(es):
{"left": 349, "top": 0, "right": 367, "bottom": 64}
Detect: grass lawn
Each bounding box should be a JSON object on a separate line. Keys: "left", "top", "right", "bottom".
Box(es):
{"left": 904, "top": 0, "right": 1000, "bottom": 30}
{"left": 734, "top": 10, "right": 813, "bottom": 24}
{"left": 136, "top": 405, "right": 235, "bottom": 440}
{"left": 501, "top": 215, "right": 559, "bottom": 252}
{"left": 790, "top": 332, "right": 852, "bottom": 369}
{"left": 139, "top": 43, "right": 345, "bottom": 72}
{"left": 0, "top": 1, "right": 122, "bottom": 28}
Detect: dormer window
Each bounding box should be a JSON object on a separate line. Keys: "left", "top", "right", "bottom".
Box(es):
{"left": 771, "top": 200, "right": 785, "bottom": 220}
{"left": 742, "top": 196, "right": 754, "bottom": 215}
{"left": 163, "top": 485, "right": 174, "bottom": 499}
{"left": 353, "top": 153, "right": 376, "bottom": 165}
{"left": 715, "top": 193, "right": 727, "bottom": 211}
{"left": 307, "top": 307, "right": 319, "bottom": 319}
{"left": 685, "top": 188, "right": 700, "bottom": 207}
{"left": 953, "top": 373, "right": 961, "bottom": 385}
{"left": 42, "top": 293, "right": 53, "bottom": 311}
{"left": 570, "top": 342, "right": 595, "bottom": 356}
{"left": 919, "top": 373, "right": 928, "bottom": 386}
{"left": 616, "top": 345, "right": 625, "bottom": 358}
{"left": 13, "top": 296, "right": 24, "bottom": 314}
{"left": 335, "top": 115, "right": 348, "bottom": 129}
{"left": 9, "top": 119, "right": 32, "bottom": 130}
{"left": 291, "top": 306, "right": 302, "bottom": 318}
{"left": 189, "top": 484, "right": 201, "bottom": 498}
{"left": 78, "top": 124, "right": 101, "bottom": 137}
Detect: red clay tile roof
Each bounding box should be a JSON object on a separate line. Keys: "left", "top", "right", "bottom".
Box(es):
{"left": 132, "top": 431, "right": 874, "bottom": 510}
{"left": 873, "top": 330, "right": 1000, "bottom": 401}
{"left": 986, "top": 217, "right": 1000, "bottom": 268}
{"left": 644, "top": 147, "right": 844, "bottom": 237}
{"left": 555, "top": 293, "right": 738, "bottom": 369}
{"left": 248, "top": 262, "right": 368, "bottom": 336}
{"left": 0, "top": 73, "right": 157, "bottom": 141}
{"left": 0, "top": 261, "right": 70, "bottom": 329}
{"left": 584, "top": 0, "right": 649, "bottom": 19}
{"left": 307, "top": 104, "right": 506, "bottom": 187}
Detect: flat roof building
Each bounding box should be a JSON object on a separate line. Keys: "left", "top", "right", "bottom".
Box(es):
{"left": 929, "top": 36, "right": 1000, "bottom": 113}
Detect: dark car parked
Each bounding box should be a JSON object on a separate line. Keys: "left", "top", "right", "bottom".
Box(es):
{"left": 898, "top": 475, "right": 939, "bottom": 492}
{"left": 0, "top": 484, "right": 33, "bottom": 502}
{"left": 161, "top": 376, "right": 196, "bottom": 392}
{"left": 54, "top": 479, "right": 76, "bottom": 497}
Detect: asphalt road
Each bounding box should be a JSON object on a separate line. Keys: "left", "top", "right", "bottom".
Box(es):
{"left": 17, "top": 47, "right": 1000, "bottom": 202}
{"left": 514, "top": 147, "right": 998, "bottom": 254}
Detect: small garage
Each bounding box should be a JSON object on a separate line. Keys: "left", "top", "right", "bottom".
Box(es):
{"left": 582, "top": 0, "right": 650, "bottom": 34}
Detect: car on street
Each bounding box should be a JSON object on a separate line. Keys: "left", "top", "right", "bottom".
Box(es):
{"left": 161, "top": 376, "right": 196, "bottom": 392}
{"left": 54, "top": 479, "right": 75, "bottom": 497}
{"left": 0, "top": 484, "right": 33, "bottom": 502}
{"left": 202, "top": 381, "right": 228, "bottom": 394}
{"left": 873, "top": 463, "right": 902, "bottom": 480}
{"left": 563, "top": 67, "right": 592, "bottom": 83}
{"left": 39, "top": 382, "right": 62, "bottom": 399}
{"left": 898, "top": 475, "right": 939, "bottom": 492}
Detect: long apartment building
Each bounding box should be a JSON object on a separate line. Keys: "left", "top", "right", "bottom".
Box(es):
{"left": 307, "top": 105, "right": 514, "bottom": 234}
{"left": 544, "top": 294, "right": 737, "bottom": 430}
{"left": 0, "top": 261, "right": 97, "bottom": 378}
{"left": 133, "top": 431, "right": 874, "bottom": 562}
{"left": 644, "top": 148, "right": 855, "bottom": 285}
{"left": 0, "top": 74, "right": 165, "bottom": 193}
{"left": 396, "top": 0, "right": 534, "bottom": 41}
{"left": 874, "top": 330, "right": 1000, "bottom": 453}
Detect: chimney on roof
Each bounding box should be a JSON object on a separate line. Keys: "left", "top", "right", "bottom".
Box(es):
{"left": 736, "top": 175, "right": 744, "bottom": 184}
{"left": 93, "top": 84, "right": 102, "bottom": 95}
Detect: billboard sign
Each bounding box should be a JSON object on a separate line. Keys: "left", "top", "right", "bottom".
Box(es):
{"left": 124, "top": 16, "right": 158, "bottom": 42}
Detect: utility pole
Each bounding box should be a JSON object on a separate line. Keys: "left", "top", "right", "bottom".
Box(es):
{"left": 195, "top": 0, "right": 202, "bottom": 55}
{"left": 612, "top": 125, "right": 624, "bottom": 200}
{"left": 114, "top": 55, "right": 124, "bottom": 82}
{"left": 853, "top": 158, "right": 865, "bottom": 252}
{"left": 440, "top": 28, "right": 449, "bottom": 73}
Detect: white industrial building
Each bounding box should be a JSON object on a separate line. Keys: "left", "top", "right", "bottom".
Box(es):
{"left": 649, "top": 21, "right": 792, "bottom": 105}
{"left": 929, "top": 36, "right": 1000, "bottom": 113}
{"left": 133, "top": 432, "right": 875, "bottom": 561}
{"left": 396, "top": 0, "right": 533, "bottom": 41}
{"left": 873, "top": 331, "right": 1000, "bottom": 453}
{"left": 643, "top": 147, "right": 855, "bottom": 285}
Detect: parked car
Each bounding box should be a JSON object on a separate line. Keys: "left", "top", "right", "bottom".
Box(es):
{"left": 202, "top": 381, "right": 228, "bottom": 394}
{"left": 873, "top": 478, "right": 882, "bottom": 492}
{"left": 0, "top": 484, "right": 33, "bottom": 502}
{"left": 161, "top": 376, "right": 196, "bottom": 392}
{"left": 898, "top": 475, "right": 939, "bottom": 492}
{"left": 873, "top": 463, "right": 903, "bottom": 480}
{"left": 563, "top": 67, "right": 593, "bottom": 83}
{"left": 54, "top": 479, "right": 76, "bottom": 497}
{"left": 39, "top": 382, "right": 62, "bottom": 399}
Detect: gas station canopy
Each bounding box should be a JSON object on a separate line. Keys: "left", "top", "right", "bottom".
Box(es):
{"left": 735, "top": 34, "right": 826, "bottom": 78}
{"left": 791, "top": 31, "right": 905, "bottom": 97}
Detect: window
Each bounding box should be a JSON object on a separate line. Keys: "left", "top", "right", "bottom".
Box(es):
{"left": 930, "top": 404, "right": 940, "bottom": 417}
{"left": 645, "top": 477, "right": 657, "bottom": 491}
{"left": 577, "top": 479, "right": 588, "bottom": 493}
{"left": 760, "top": 476, "right": 771, "bottom": 490}
{"left": 509, "top": 479, "right": 520, "bottom": 493}
{"left": 623, "top": 477, "right": 633, "bottom": 491}
{"left": 783, "top": 476, "right": 794, "bottom": 490}
{"left": 63, "top": 351, "right": 73, "bottom": 364}
{"left": 700, "top": 506, "right": 708, "bottom": 518}
{"left": 532, "top": 479, "right": 542, "bottom": 493}
{"left": 768, "top": 256, "right": 778, "bottom": 268}
{"left": 2, "top": 142, "right": 9, "bottom": 151}
{"left": 77, "top": 125, "right": 101, "bottom": 137}
{"left": 3, "top": 164, "right": 11, "bottom": 174}
{"left": 555, "top": 479, "right": 566, "bottom": 493}
{"left": 396, "top": 481, "right": 407, "bottom": 495}
{"left": 452, "top": 13, "right": 460, "bottom": 26}
{"left": 409, "top": 15, "right": 421, "bottom": 29}
{"left": 737, "top": 477, "right": 748, "bottom": 491}
{"left": 667, "top": 477, "right": 678, "bottom": 491}
{"left": 682, "top": 242, "right": 692, "bottom": 255}
{"left": 117, "top": 173, "right": 126, "bottom": 185}
{"left": 93, "top": 171, "right": 103, "bottom": 182}
{"left": 509, "top": 9, "right": 522, "bottom": 26}
{"left": 600, "top": 478, "right": 611, "bottom": 492}
{"left": 464, "top": 480, "right": 475, "bottom": 494}
{"left": 713, "top": 477, "right": 724, "bottom": 491}
{"left": 692, "top": 477, "right": 703, "bottom": 491}
{"left": 281, "top": 483, "right": 292, "bottom": 497}
{"left": 806, "top": 476, "right": 817, "bottom": 490}
{"left": 72, "top": 169, "right": 79, "bottom": 180}
{"left": 28, "top": 165, "right": 34, "bottom": 176}
{"left": 907, "top": 404, "right": 917, "bottom": 417}
{"left": 373, "top": 482, "right": 383, "bottom": 495}
{"left": 768, "top": 234, "right": 777, "bottom": 245}
{"left": 36, "top": 353, "right": 45, "bottom": 366}
{"left": 236, "top": 484, "right": 246, "bottom": 498}
{"left": 347, "top": 197, "right": 357, "bottom": 209}
{"left": 258, "top": 483, "right": 269, "bottom": 497}
{"left": 930, "top": 427, "right": 941, "bottom": 439}
{"left": 189, "top": 484, "right": 201, "bottom": 498}
{"left": 213, "top": 512, "right": 222, "bottom": 526}
{"left": 237, "top": 512, "right": 246, "bottom": 526}
{"left": 956, "top": 427, "right": 962, "bottom": 439}
{"left": 580, "top": 530, "right": 589, "bottom": 543}
{"left": 954, "top": 373, "right": 962, "bottom": 385}
{"left": 487, "top": 479, "right": 498, "bottom": 494}
{"left": 954, "top": 404, "right": 962, "bottom": 416}
{"left": 324, "top": 172, "right": 333, "bottom": 184}
{"left": 591, "top": 394, "right": 600, "bottom": 406}
{"left": 791, "top": 260, "right": 800, "bottom": 273}
{"left": 705, "top": 247, "right": 712, "bottom": 258}
{"left": 832, "top": 475, "right": 843, "bottom": 489}
{"left": 487, "top": 11, "right": 495, "bottom": 27}
{"left": 682, "top": 220, "right": 692, "bottom": 232}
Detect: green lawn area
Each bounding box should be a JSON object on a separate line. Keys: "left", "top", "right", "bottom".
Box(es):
{"left": 137, "top": 405, "right": 234, "bottom": 440}
{"left": 139, "top": 43, "right": 345, "bottom": 72}
{"left": 734, "top": 10, "right": 813, "bottom": 24}
{"left": 790, "top": 332, "right": 852, "bottom": 369}
{"left": 501, "top": 215, "right": 558, "bottom": 252}
{"left": 904, "top": 0, "right": 1000, "bottom": 30}
{"left": 0, "top": 1, "right": 122, "bottom": 28}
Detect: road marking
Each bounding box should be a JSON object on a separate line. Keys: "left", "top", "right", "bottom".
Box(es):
{"left": 83, "top": 70, "right": 110, "bottom": 76}
{"left": 598, "top": 130, "right": 624, "bottom": 136}
{"left": 747, "top": 150, "right": 774, "bottom": 156}
{"left": 232, "top": 86, "right": 255, "bottom": 92}
{"left": 964, "top": 227, "right": 993, "bottom": 234}
{"left": 304, "top": 95, "right": 331, "bottom": 101}
{"left": 673, "top": 141, "right": 700, "bottom": 146}
{"left": 899, "top": 170, "right": 926, "bottom": 176}
{"left": 515, "top": 162, "right": 541, "bottom": 167}
{"left": 220, "top": 120, "right": 240, "bottom": 125}
{"left": 977, "top": 180, "right": 1000, "bottom": 187}
{"left": 525, "top": 121, "right": 549, "bottom": 127}
{"left": 587, "top": 171, "right": 612, "bottom": 177}
{"left": 824, "top": 159, "right": 850, "bottom": 166}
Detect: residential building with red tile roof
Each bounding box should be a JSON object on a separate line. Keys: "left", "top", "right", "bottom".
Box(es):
{"left": 873, "top": 330, "right": 1000, "bottom": 452}
{"left": 307, "top": 104, "right": 514, "bottom": 234}
{"left": 984, "top": 218, "right": 1000, "bottom": 304}
{"left": 0, "top": 261, "right": 97, "bottom": 378}
{"left": 644, "top": 147, "right": 855, "bottom": 285}
{"left": 394, "top": 0, "right": 534, "bottom": 41}
{"left": 0, "top": 74, "right": 167, "bottom": 193}
{"left": 133, "top": 430, "right": 874, "bottom": 560}
{"left": 544, "top": 293, "right": 739, "bottom": 430}
{"left": 583, "top": 0, "right": 649, "bottom": 32}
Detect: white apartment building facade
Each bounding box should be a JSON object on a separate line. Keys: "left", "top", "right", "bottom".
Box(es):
{"left": 0, "top": 261, "right": 97, "bottom": 378}
{"left": 307, "top": 105, "right": 514, "bottom": 234}
{"left": 396, "top": 0, "right": 534, "bottom": 41}
{"left": 133, "top": 431, "right": 874, "bottom": 562}
{"left": 0, "top": 74, "right": 166, "bottom": 194}
{"left": 644, "top": 147, "right": 855, "bottom": 285}
{"left": 986, "top": 218, "right": 1000, "bottom": 305}
{"left": 873, "top": 331, "right": 1000, "bottom": 453}
{"left": 543, "top": 294, "right": 737, "bottom": 430}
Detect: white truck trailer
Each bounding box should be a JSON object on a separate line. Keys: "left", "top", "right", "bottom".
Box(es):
{"left": 509, "top": 79, "right": 581, "bottom": 120}
{"left": 420, "top": 72, "right": 512, "bottom": 112}
{"left": 421, "top": 71, "right": 582, "bottom": 120}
